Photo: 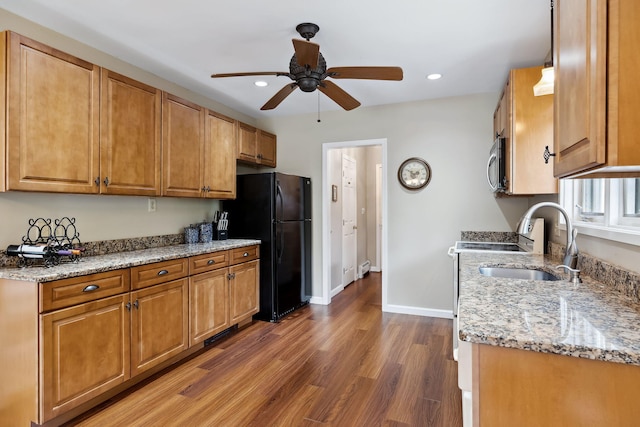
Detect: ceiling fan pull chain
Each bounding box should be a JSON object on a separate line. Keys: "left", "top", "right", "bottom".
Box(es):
{"left": 317, "top": 91, "right": 321, "bottom": 123}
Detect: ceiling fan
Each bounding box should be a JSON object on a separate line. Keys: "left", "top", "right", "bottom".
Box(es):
{"left": 211, "top": 23, "right": 403, "bottom": 111}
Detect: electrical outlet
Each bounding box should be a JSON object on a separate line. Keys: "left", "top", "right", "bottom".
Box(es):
{"left": 148, "top": 198, "right": 157, "bottom": 212}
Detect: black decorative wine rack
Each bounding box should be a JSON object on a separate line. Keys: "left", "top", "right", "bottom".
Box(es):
{"left": 11, "top": 217, "right": 83, "bottom": 268}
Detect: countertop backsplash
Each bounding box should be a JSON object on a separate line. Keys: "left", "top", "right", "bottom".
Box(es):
{"left": 0, "top": 233, "right": 184, "bottom": 268}
{"left": 460, "top": 231, "right": 518, "bottom": 243}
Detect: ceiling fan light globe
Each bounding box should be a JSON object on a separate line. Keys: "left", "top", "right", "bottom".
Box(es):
{"left": 298, "top": 77, "right": 319, "bottom": 92}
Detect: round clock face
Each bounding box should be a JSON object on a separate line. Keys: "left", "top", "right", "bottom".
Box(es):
{"left": 398, "top": 158, "right": 431, "bottom": 190}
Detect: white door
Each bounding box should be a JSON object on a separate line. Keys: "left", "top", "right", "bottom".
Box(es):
{"left": 375, "top": 163, "right": 382, "bottom": 271}
{"left": 342, "top": 154, "right": 357, "bottom": 287}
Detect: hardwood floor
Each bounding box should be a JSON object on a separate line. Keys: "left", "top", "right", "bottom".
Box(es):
{"left": 67, "top": 273, "right": 462, "bottom": 426}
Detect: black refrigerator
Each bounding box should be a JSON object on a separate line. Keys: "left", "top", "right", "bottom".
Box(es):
{"left": 223, "top": 172, "right": 311, "bottom": 322}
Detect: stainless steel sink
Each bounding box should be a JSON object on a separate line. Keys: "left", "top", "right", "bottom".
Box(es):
{"left": 479, "top": 266, "right": 560, "bottom": 281}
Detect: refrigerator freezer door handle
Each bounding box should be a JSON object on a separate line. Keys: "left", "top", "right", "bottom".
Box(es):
{"left": 276, "top": 181, "right": 284, "bottom": 222}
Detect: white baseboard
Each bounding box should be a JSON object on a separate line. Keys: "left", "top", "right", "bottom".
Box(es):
{"left": 383, "top": 304, "right": 453, "bottom": 319}
{"left": 370, "top": 266, "right": 381, "bottom": 272}
{"left": 309, "top": 296, "right": 326, "bottom": 305}
{"left": 330, "top": 285, "right": 344, "bottom": 298}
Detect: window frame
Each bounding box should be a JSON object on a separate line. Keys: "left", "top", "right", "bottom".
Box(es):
{"left": 559, "top": 178, "right": 640, "bottom": 247}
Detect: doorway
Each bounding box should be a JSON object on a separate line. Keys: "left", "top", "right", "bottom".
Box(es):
{"left": 321, "top": 139, "right": 388, "bottom": 308}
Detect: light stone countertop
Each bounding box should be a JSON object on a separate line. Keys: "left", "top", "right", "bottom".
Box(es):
{"left": 0, "top": 239, "right": 260, "bottom": 283}
{"left": 458, "top": 251, "right": 640, "bottom": 366}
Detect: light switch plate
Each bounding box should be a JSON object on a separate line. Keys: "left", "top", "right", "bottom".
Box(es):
{"left": 148, "top": 198, "right": 157, "bottom": 212}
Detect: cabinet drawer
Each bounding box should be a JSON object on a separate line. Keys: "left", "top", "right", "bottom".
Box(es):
{"left": 131, "top": 258, "right": 188, "bottom": 290}
{"left": 230, "top": 245, "right": 259, "bottom": 265}
{"left": 40, "top": 269, "right": 130, "bottom": 312}
{"left": 190, "top": 251, "right": 228, "bottom": 275}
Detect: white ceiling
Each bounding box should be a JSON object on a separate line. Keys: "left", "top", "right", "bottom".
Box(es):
{"left": 0, "top": 0, "right": 551, "bottom": 119}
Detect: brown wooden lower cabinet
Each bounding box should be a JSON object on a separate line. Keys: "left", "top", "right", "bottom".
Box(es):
{"left": 230, "top": 260, "right": 260, "bottom": 324}
{"left": 0, "top": 245, "right": 259, "bottom": 426}
{"left": 473, "top": 343, "right": 640, "bottom": 426}
{"left": 189, "top": 268, "right": 229, "bottom": 346}
{"left": 130, "top": 278, "right": 189, "bottom": 377}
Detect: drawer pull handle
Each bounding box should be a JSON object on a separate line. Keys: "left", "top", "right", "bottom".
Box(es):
{"left": 83, "top": 284, "right": 100, "bottom": 292}
{"left": 157, "top": 269, "right": 169, "bottom": 276}
{"left": 243, "top": 252, "right": 249, "bottom": 257}
{"left": 207, "top": 259, "right": 215, "bottom": 265}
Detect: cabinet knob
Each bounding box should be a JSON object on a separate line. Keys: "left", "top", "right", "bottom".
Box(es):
{"left": 133, "top": 300, "right": 139, "bottom": 309}
{"left": 207, "top": 259, "right": 215, "bottom": 265}
{"left": 126, "top": 302, "right": 132, "bottom": 311}
{"left": 94, "top": 177, "right": 100, "bottom": 187}
{"left": 103, "top": 177, "right": 110, "bottom": 186}
{"left": 201, "top": 186, "right": 207, "bottom": 192}
{"left": 243, "top": 252, "right": 249, "bottom": 257}
{"left": 157, "top": 269, "right": 169, "bottom": 276}
{"left": 543, "top": 146, "right": 556, "bottom": 164}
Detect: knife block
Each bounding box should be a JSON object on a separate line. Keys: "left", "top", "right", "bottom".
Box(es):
{"left": 214, "top": 229, "right": 228, "bottom": 240}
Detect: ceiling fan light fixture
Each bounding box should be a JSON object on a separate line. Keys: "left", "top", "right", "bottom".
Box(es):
{"left": 254, "top": 80, "right": 268, "bottom": 87}
{"left": 533, "top": 66, "right": 554, "bottom": 96}
{"left": 426, "top": 73, "right": 442, "bottom": 80}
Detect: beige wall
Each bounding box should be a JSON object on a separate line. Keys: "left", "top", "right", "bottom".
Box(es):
{"left": 259, "top": 94, "right": 530, "bottom": 315}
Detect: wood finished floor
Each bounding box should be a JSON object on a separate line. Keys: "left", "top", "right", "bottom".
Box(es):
{"left": 67, "top": 273, "right": 462, "bottom": 427}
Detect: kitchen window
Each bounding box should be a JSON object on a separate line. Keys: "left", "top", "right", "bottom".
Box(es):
{"left": 560, "top": 178, "right": 640, "bottom": 246}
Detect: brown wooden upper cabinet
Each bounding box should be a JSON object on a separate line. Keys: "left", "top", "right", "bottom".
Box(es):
{"left": 237, "top": 121, "right": 277, "bottom": 168}
{"left": 494, "top": 66, "right": 557, "bottom": 195}
{"left": 4, "top": 31, "right": 101, "bottom": 194}
{"left": 553, "top": 0, "right": 640, "bottom": 178}
{"left": 2, "top": 31, "right": 162, "bottom": 195}
{"left": 162, "top": 93, "right": 236, "bottom": 199}
{"left": 100, "top": 70, "right": 161, "bottom": 196}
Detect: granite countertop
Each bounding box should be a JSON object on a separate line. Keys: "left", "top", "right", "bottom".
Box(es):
{"left": 458, "top": 251, "right": 640, "bottom": 366}
{"left": 0, "top": 239, "right": 260, "bottom": 283}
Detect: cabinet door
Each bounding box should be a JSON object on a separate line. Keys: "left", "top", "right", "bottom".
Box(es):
{"left": 509, "top": 67, "right": 556, "bottom": 195}
{"left": 189, "top": 269, "right": 229, "bottom": 345}
{"left": 100, "top": 69, "right": 161, "bottom": 195}
{"left": 229, "top": 260, "right": 259, "bottom": 324}
{"left": 204, "top": 111, "right": 237, "bottom": 199}
{"left": 162, "top": 93, "right": 205, "bottom": 197}
{"left": 130, "top": 278, "right": 188, "bottom": 376}
{"left": 553, "top": 0, "right": 607, "bottom": 177}
{"left": 237, "top": 122, "right": 257, "bottom": 163}
{"left": 257, "top": 130, "right": 277, "bottom": 167}
{"left": 41, "top": 294, "right": 130, "bottom": 421}
{"left": 6, "top": 32, "right": 100, "bottom": 194}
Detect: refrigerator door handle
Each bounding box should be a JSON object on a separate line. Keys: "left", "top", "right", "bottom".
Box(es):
{"left": 276, "top": 181, "right": 284, "bottom": 222}
{"left": 277, "top": 222, "right": 285, "bottom": 264}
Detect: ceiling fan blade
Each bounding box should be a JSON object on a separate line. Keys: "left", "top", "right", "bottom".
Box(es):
{"left": 211, "top": 71, "right": 288, "bottom": 78}
{"left": 260, "top": 83, "right": 298, "bottom": 110}
{"left": 318, "top": 80, "right": 361, "bottom": 111}
{"left": 326, "top": 66, "right": 404, "bottom": 81}
{"left": 292, "top": 39, "right": 320, "bottom": 68}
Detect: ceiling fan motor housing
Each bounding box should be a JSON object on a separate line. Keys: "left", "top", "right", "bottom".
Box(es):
{"left": 290, "top": 53, "right": 327, "bottom": 92}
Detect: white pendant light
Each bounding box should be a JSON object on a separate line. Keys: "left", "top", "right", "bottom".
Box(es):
{"left": 534, "top": 1, "right": 554, "bottom": 96}
{"left": 533, "top": 66, "right": 554, "bottom": 96}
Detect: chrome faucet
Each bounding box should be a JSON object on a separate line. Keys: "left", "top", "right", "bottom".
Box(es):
{"left": 517, "top": 202, "right": 579, "bottom": 269}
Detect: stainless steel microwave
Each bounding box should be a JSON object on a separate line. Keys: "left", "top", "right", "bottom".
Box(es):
{"left": 487, "top": 136, "right": 506, "bottom": 192}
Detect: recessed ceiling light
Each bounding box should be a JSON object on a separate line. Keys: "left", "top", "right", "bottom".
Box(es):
{"left": 426, "top": 73, "right": 442, "bottom": 80}
{"left": 254, "top": 80, "right": 268, "bottom": 87}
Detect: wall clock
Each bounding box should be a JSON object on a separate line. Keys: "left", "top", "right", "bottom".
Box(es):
{"left": 397, "top": 157, "right": 432, "bottom": 190}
